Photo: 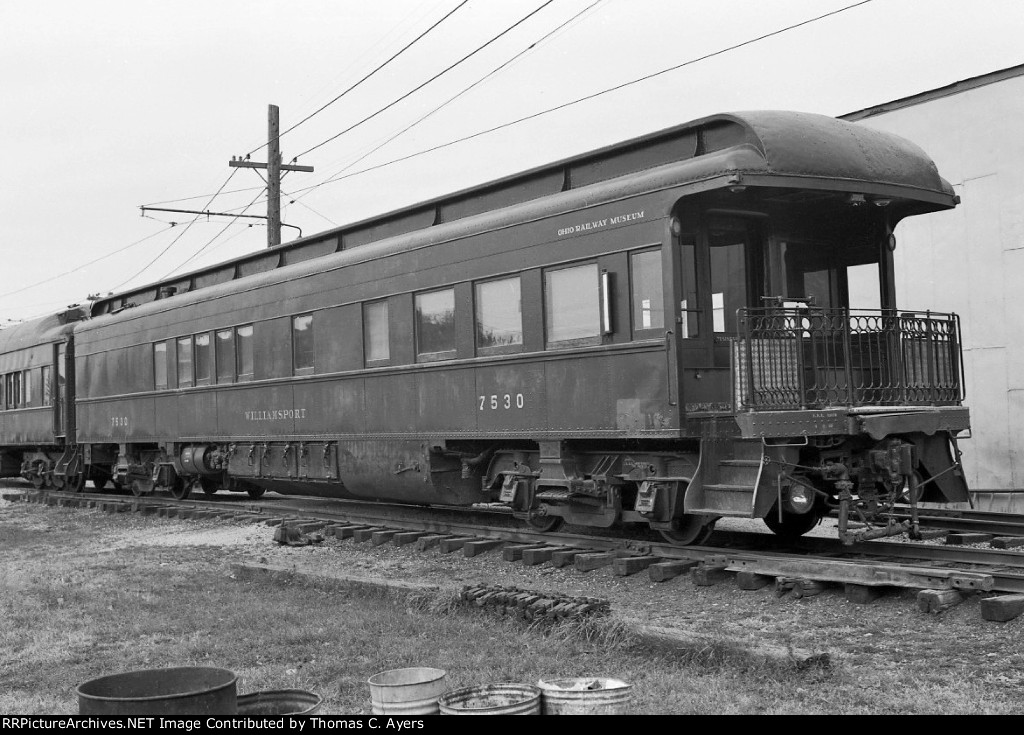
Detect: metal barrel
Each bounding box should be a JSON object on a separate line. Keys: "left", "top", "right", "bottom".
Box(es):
{"left": 76, "top": 667, "right": 238, "bottom": 715}
{"left": 536, "top": 677, "right": 631, "bottom": 714}
{"left": 438, "top": 683, "right": 541, "bottom": 715}
{"left": 236, "top": 690, "right": 322, "bottom": 716}
{"left": 367, "top": 667, "right": 446, "bottom": 715}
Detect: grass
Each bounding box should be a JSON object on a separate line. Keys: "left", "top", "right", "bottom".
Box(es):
{"left": 2, "top": 499, "right": 1023, "bottom": 715}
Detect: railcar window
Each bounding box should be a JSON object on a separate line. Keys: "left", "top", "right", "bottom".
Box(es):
{"left": 215, "top": 329, "right": 235, "bottom": 383}
{"left": 415, "top": 289, "right": 456, "bottom": 359}
{"left": 22, "top": 370, "right": 31, "bottom": 406}
{"left": 848, "top": 263, "right": 882, "bottom": 310}
{"left": 42, "top": 365, "right": 51, "bottom": 407}
{"left": 3, "top": 373, "right": 10, "bottom": 409}
{"left": 154, "top": 342, "right": 168, "bottom": 390}
{"left": 475, "top": 277, "right": 522, "bottom": 351}
{"left": 709, "top": 220, "right": 751, "bottom": 333}
{"left": 292, "top": 314, "right": 315, "bottom": 373}
{"left": 177, "top": 336, "right": 194, "bottom": 388}
{"left": 364, "top": 301, "right": 390, "bottom": 363}
{"left": 545, "top": 263, "right": 600, "bottom": 345}
{"left": 10, "top": 372, "right": 21, "bottom": 408}
{"left": 236, "top": 324, "right": 254, "bottom": 381}
{"left": 630, "top": 250, "right": 664, "bottom": 334}
{"left": 194, "top": 332, "right": 212, "bottom": 385}
{"left": 769, "top": 240, "right": 882, "bottom": 310}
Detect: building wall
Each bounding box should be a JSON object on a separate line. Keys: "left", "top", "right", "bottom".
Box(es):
{"left": 847, "top": 69, "right": 1024, "bottom": 491}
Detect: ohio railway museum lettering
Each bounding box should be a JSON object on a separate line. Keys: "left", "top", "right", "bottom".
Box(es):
{"left": 556, "top": 209, "right": 645, "bottom": 237}
{"left": 244, "top": 408, "right": 307, "bottom": 421}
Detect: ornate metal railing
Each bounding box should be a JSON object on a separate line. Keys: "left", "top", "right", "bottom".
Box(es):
{"left": 734, "top": 308, "right": 964, "bottom": 410}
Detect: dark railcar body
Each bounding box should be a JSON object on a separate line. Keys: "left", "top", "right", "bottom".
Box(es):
{"left": 68, "top": 111, "right": 970, "bottom": 544}
{"left": 0, "top": 307, "right": 84, "bottom": 485}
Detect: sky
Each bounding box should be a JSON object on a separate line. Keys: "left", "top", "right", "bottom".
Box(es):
{"left": 2, "top": 0, "right": 1022, "bottom": 323}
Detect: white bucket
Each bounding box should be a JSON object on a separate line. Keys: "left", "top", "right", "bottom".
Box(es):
{"left": 537, "top": 677, "right": 631, "bottom": 714}
{"left": 367, "top": 667, "right": 446, "bottom": 715}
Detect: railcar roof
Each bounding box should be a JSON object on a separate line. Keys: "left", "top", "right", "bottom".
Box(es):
{"left": 0, "top": 312, "right": 77, "bottom": 355}
{"left": 91, "top": 110, "right": 954, "bottom": 318}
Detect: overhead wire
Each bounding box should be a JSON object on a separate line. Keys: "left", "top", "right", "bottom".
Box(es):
{"left": 99, "top": 0, "right": 870, "bottom": 297}
{"left": 0, "top": 224, "right": 177, "bottom": 303}
{"left": 161, "top": 188, "right": 267, "bottom": 278}
{"left": 294, "top": 0, "right": 606, "bottom": 203}
{"left": 294, "top": 0, "right": 557, "bottom": 160}
{"left": 247, "top": 0, "right": 471, "bottom": 158}
{"left": 292, "top": 0, "right": 875, "bottom": 196}
{"left": 140, "top": 2, "right": 468, "bottom": 212}
{"left": 111, "top": 168, "right": 241, "bottom": 291}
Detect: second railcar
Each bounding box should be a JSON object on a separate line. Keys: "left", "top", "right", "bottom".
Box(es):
{"left": 71, "top": 110, "right": 970, "bottom": 545}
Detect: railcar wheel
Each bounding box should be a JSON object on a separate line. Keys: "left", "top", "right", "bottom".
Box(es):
{"left": 130, "top": 480, "right": 145, "bottom": 498}
{"left": 30, "top": 466, "right": 45, "bottom": 489}
{"left": 68, "top": 471, "right": 87, "bottom": 493}
{"left": 896, "top": 471, "right": 926, "bottom": 505}
{"left": 246, "top": 485, "right": 266, "bottom": 499}
{"left": 764, "top": 503, "right": 823, "bottom": 541}
{"left": 168, "top": 478, "right": 191, "bottom": 501}
{"left": 525, "top": 514, "right": 564, "bottom": 533}
{"left": 659, "top": 514, "right": 717, "bottom": 545}
{"left": 196, "top": 477, "right": 219, "bottom": 496}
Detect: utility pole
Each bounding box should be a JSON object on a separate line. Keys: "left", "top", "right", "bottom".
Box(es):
{"left": 229, "top": 104, "right": 314, "bottom": 248}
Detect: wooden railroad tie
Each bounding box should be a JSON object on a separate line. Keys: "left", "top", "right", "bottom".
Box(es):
{"left": 735, "top": 570, "right": 772, "bottom": 590}
{"left": 775, "top": 578, "right": 826, "bottom": 598}
{"left": 613, "top": 555, "right": 662, "bottom": 576}
{"left": 459, "top": 584, "right": 610, "bottom": 622}
{"left": 575, "top": 550, "right": 631, "bottom": 573}
{"left": 549, "top": 549, "right": 587, "bottom": 568}
{"left": 438, "top": 537, "right": 476, "bottom": 553}
{"left": 414, "top": 534, "right": 450, "bottom": 550}
{"left": 370, "top": 529, "right": 397, "bottom": 546}
{"left": 692, "top": 563, "right": 730, "bottom": 587}
{"left": 990, "top": 536, "right": 1024, "bottom": 550}
{"left": 501, "top": 543, "right": 550, "bottom": 562}
{"left": 521, "top": 546, "right": 567, "bottom": 566}
{"left": 391, "top": 531, "right": 427, "bottom": 546}
{"left": 648, "top": 560, "right": 699, "bottom": 583}
{"left": 463, "top": 539, "right": 504, "bottom": 557}
{"left": 331, "top": 524, "right": 371, "bottom": 539}
{"left": 944, "top": 532, "right": 994, "bottom": 546}
{"left": 917, "top": 588, "right": 963, "bottom": 614}
{"left": 352, "top": 527, "right": 387, "bottom": 543}
{"left": 980, "top": 594, "right": 1024, "bottom": 622}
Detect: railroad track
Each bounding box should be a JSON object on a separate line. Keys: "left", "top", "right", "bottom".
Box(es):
{"left": 6, "top": 484, "right": 1024, "bottom": 623}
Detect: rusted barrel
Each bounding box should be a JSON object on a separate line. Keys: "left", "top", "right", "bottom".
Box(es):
{"left": 368, "top": 667, "right": 446, "bottom": 715}
{"left": 536, "top": 677, "right": 631, "bottom": 714}
{"left": 236, "top": 690, "right": 322, "bottom": 716}
{"left": 76, "top": 667, "right": 237, "bottom": 715}
{"left": 438, "top": 683, "right": 541, "bottom": 715}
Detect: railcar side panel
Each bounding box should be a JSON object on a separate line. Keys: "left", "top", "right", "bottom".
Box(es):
{"left": 290, "top": 377, "right": 362, "bottom": 436}
{"left": 78, "top": 396, "right": 158, "bottom": 441}
{"left": 474, "top": 363, "right": 546, "bottom": 433}
{"left": 314, "top": 305, "right": 362, "bottom": 374}
{"left": 416, "top": 368, "right": 477, "bottom": 433}
{"left": 215, "top": 383, "right": 297, "bottom": 439}
{"left": 0, "top": 408, "right": 53, "bottom": 444}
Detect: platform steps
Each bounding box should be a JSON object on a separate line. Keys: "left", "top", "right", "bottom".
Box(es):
{"left": 684, "top": 438, "right": 765, "bottom": 516}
